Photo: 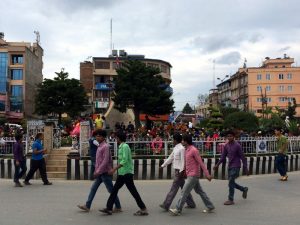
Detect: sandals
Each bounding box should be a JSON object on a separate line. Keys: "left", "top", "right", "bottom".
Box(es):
{"left": 134, "top": 210, "right": 149, "bottom": 216}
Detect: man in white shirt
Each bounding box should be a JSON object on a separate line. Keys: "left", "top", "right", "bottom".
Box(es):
{"left": 159, "top": 133, "right": 196, "bottom": 210}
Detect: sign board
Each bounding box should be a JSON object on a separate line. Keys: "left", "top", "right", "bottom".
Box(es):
{"left": 256, "top": 140, "right": 267, "bottom": 152}
{"left": 95, "top": 101, "right": 109, "bottom": 109}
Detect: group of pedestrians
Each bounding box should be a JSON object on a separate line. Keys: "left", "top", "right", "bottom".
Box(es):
{"left": 13, "top": 132, "right": 52, "bottom": 187}
{"left": 77, "top": 129, "right": 249, "bottom": 217}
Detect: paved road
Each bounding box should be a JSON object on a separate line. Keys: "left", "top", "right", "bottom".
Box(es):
{"left": 1, "top": 172, "right": 300, "bottom": 225}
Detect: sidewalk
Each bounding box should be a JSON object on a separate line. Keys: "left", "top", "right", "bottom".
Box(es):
{"left": 0, "top": 172, "right": 299, "bottom": 225}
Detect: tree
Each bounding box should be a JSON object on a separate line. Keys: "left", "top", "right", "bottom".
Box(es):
{"left": 197, "top": 93, "right": 208, "bottom": 105}
{"left": 112, "top": 60, "right": 174, "bottom": 128}
{"left": 182, "top": 103, "right": 194, "bottom": 114}
{"left": 220, "top": 106, "right": 240, "bottom": 119}
{"left": 35, "top": 69, "right": 88, "bottom": 124}
{"left": 224, "top": 111, "right": 259, "bottom": 133}
{"left": 285, "top": 98, "right": 297, "bottom": 120}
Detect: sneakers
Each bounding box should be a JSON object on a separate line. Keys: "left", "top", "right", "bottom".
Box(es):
{"left": 99, "top": 208, "right": 112, "bottom": 215}
{"left": 112, "top": 208, "right": 123, "bottom": 213}
{"left": 77, "top": 205, "right": 90, "bottom": 212}
{"left": 224, "top": 200, "right": 235, "bottom": 205}
{"left": 242, "top": 187, "right": 248, "bottom": 199}
{"left": 14, "top": 182, "right": 23, "bottom": 187}
{"left": 169, "top": 208, "right": 181, "bottom": 216}
{"left": 23, "top": 181, "right": 32, "bottom": 185}
{"left": 133, "top": 209, "right": 149, "bottom": 216}
{"left": 202, "top": 207, "right": 215, "bottom": 213}
{"left": 159, "top": 204, "right": 168, "bottom": 211}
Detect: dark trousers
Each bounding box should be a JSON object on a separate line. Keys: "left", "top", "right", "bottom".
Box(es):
{"left": 106, "top": 173, "right": 146, "bottom": 211}
{"left": 276, "top": 154, "right": 287, "bottom": 176}
{"left": 228, "top": 168, "right": 245, "bottom": 201}
{"left": 14, "top": 160, "right": 27, "bottom": 183}
{"left": 163, "top": 170, "right": 196, "bottom": 209}
{"left": 25, "top": 158, "right": 49, "bottom": 184}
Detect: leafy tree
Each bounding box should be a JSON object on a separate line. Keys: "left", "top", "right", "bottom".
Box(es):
{"left": 35, "top": 69, "right": 88, "bottom": 124}
{"left": 207, "top": 107, "right": 223, "bottom": 129}
{"left": 259, "top": 114, "right": 285, "bottom": 134}
{"left": 220, "top": 106, "right": 240, "bottom": 119}
{"left": 224, "top": 111, "right": 258, "bottom": 132}
{"left": 182, "top": 103, "right": 194, "bottom": 114}
{"left": 285, "top": 98, "right": 297, "bottom": 120}
{"left": 197, "top": 93, "right": 208, "bottom": 105}
{"left": 112, "top": 60, "right": 174, "bottom": 128}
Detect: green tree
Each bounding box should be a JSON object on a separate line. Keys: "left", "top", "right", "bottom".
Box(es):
{"left": 259, "top": 114, "right": 284, "bottom": 134}
{"left": 182, "top": 103, "right": 194, "bottom": 114}
{"left": 220, "top": 106, "right": 240, "bottom": 119}
{"left": 285, "top": 98, "right": 297, "bottom": 120}
{"left": 224, "top": 111, "right": 258, "bottom": 132}
{"left": 35, "top": 69, "right": 88, "bottom": 124}
{"left": 112, "top": 60, "right": 174, "bottom": 128}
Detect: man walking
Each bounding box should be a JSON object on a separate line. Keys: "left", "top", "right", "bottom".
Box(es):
{"left": 274, "top": 127, "right": 288, "bottom": 181}
{"left": 169, "top": 134, "right": 214, "bottom": 216}
{"left": 100, "top": 131, "right": 148, "bottom": 216}
{"left": 160, "top": 133, "right": 196, "bottom": 210}
{"left": 213, "top": 130, "right": 249, "bottom": 205}
{"left": 24, "top": 133, "right": 52, "bottom": 185}
{"left": 77, "top": 129, "right": 122, "bottom": 212}
{"left": 13, "top": 133, "right": 27, "bottom": 187}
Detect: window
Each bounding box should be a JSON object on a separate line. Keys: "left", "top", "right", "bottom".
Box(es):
{"left": 279, "top": 85, "right": 284, "bottom": 92}
{"left": 11, "top": 55, "right": 23, "bottom": 64}
{"left": 161, "top": 65, "right": 167, "bottom": 73}
{"left": 279, "top": 74, "right": 284, "bottom": 79}
{"left": 257, "top": 98, "right": 262, "bottom": 102}
{"left": 94, "top": 61, "right": 110, "bottom": 69}
{"left": 266, "top": 74, "right": 271, "bottom": 80}
{"left": 0, "top": 100, "right": 5, "bottom": 111}
{"left": 266, "top": 85, "right": 271, "bottom": 91}
{"left": 11, "top": 69, "right": 23, "bottom": 80}
{"left": 0, "top": 52, "right": 8, "bottom": 94}
{"left": 148, "top": 63, "right": 159, "bottom": 68}
{"left": 279, "top": 97, "right": 286, "bottom": 102}
{"left": 257, "top": 74, "right": 262, "bottom": 80}
{"left": 288, "top": 86, "right": 293, "bottom": 92}
{"left": 287, "top": 73, "right": 292, "bottom": 79}
{"left": 257, "top": 86, "right": 262, "bottom": 92}
{"left": 10, "top": 85, "right": 23, "bottom": 112}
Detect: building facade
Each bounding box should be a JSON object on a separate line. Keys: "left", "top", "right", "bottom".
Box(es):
{"left": 80, "top": 50, "right": 172, "bottom": 115}
{"left": 215, "top": 55, "right": 300, "bottom": 117}
{"left": 0, "top": 33, "right": 43, "bottom": 122}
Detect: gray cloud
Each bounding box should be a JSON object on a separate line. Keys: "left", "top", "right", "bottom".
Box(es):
{"left": 216, "top": 51, "right": 242, "bottom": 65}
{"left": 192, "top": 32, "right": 264, "bottom": 53}
{"left": 279, "top": 46, "right": 291, "bottom": 52}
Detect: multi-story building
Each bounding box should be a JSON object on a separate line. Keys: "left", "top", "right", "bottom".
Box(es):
{"left": 216, "top": 55, "right": 300, "bottom": 117}
{"left": 216, "top": 79, "right": 231, "bottom": 107}
{"left": 80, "top": 50, "right": 172, "bottom": 116}
{"left": 0, "top": 33, "right": 43, "bottom": 122}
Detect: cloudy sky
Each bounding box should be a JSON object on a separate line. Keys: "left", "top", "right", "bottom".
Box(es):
{"left": 2, "top": 0, "right": 300, "bottom": 110}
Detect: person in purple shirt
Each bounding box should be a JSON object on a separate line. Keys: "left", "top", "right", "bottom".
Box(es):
{"left": 13, "top": 133, "right": 27, "bottom": 187}
{"left": 77, "top": 129, "right": 122, "bottom": 212}
{"left": 213, "top": 130, "right": 249, "bottom": 205}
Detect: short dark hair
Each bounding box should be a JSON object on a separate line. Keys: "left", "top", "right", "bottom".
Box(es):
{"left": 116, "top": 131, "right": 126, "bottom": 142}
{"left": 35, "top": 133, "right": 43, "bottom": 140}
{"left": 94, "top": 129, "right": 107, "bottom": 138}
{"left": 15, "top": 133, "right": 23, "bottom": 141}
{"left": 274, "top": 127, "right": 282, "bottom": 132}
{"left": 173, "top": 132, "right": 182, "bottom": 143}
{"left": 182, "top": 134, "right": 193, "bottom": 145}
{"left": 226, "top": 130, "right": 235, "bottom": 136}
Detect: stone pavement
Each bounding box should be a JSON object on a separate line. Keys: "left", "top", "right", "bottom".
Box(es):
{"left": 1, "top": 172, "right": 300, "bottom": 225}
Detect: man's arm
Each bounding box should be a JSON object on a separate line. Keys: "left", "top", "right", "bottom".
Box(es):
{"left": 161, "top": 151, "right": 174, "bottom": 168}
{"left": 213, "top": 145, "right": 227, "bottom": 170}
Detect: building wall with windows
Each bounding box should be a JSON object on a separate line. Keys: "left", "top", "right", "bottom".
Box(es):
{"left": 246, "top": 57, "right": 300, "bottom": 116}
{"left": 0, "top": 34, "right": 43, "bottom": 122}
{"left": 80, "top": 52, "right": 172, "bottom": 115}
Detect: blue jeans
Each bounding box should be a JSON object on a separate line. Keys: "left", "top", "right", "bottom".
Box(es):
{"left": 228, "top": 168, "right": 245, "bottom": 201}
{"left": 275, "top": 154, "right": 287, "bottom": 176}
{"left": 14, "top": 160, "right": 27, "bottom": 183}
{"left": 86, "top": 173, "right": 121, "bottom": 209}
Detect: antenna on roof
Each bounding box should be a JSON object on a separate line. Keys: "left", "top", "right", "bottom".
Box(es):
{"left": 34, "top": 30, "right": 40, "bottom": 44}
{"left": 110, "top": 18, "right": 113, "bottom": 54}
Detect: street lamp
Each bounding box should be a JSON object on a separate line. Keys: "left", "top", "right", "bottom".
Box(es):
{"left": 217, "top": 75, "right": 229, "bottom": 82}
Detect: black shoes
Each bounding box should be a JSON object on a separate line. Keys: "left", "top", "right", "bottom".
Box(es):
{"left": 99, "top": 208, "right": 113, "bottom": 215}
{"left": 23, "top": 181, "right": 32, "bottom": 185}
{"left": 44, "top": 182, "right": 53, "bottom": 185}
{"left": 242, "top": 187, "right": 248, "bottom": 199}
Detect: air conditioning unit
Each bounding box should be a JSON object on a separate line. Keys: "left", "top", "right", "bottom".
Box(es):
{"left": 112, "top": 50, "right": 118, "bottom": 56}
